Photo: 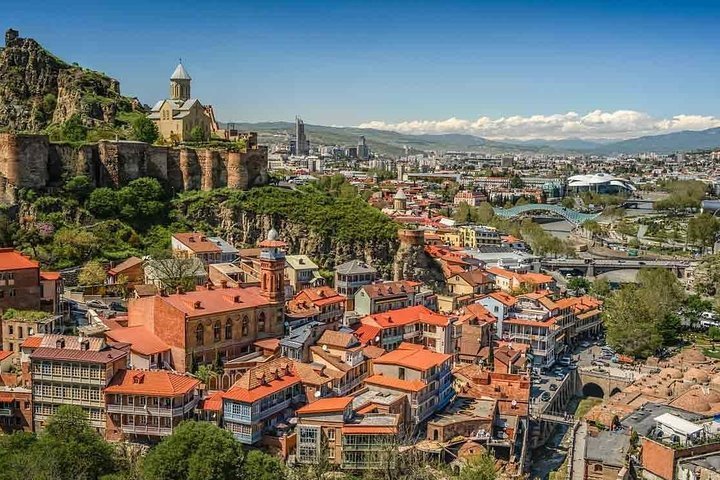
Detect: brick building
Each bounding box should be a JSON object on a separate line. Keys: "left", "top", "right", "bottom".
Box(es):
{"left": 0, "top": 249, "right": 60, "bottom": 314}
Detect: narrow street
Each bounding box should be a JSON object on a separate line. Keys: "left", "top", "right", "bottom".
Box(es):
{"left": 571, "top": 422, "right": 587, "bottom": 480}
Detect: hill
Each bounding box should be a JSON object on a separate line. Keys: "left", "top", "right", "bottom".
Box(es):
{"left": 592, "top": 127, "right": 720, "bottom": 154}
{"left": 0, "top": 28, "right": 142, "bottom": 133}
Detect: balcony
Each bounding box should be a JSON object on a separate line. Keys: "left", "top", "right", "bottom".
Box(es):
{"left": 107, "top": 400, "right": 197, "bottom": 417}
{"left": 0, "top": 408, "right": 12, "bottom": 416}
{"left": 333, "top": 375, "right": 366, "bottom": 396}
{"left": 32, "top": 373, "right": 106, "bottom": 386}
{"left": 120, "top": 424, "right": 173, "bottom": 436}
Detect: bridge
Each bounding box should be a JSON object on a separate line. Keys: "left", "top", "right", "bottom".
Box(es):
{"left": 536, "top": 413, "right": 575, "bottom": 425}
{"left": 493, "top": 204, "right": 601, "bottom": 225}
{"left": 541, "top": 258, "right": 692, "bottom": 277}
{"left": 578, "top": 368, "right": 636, "bottom": 400}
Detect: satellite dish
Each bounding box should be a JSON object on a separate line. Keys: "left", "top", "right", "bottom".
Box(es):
{"left": 374, "top": 336, "right": 380, "bottom": 343}
{"left": 314, "top": 391, "right": 321, "bottom": 398}
{"left": 322, "top": 345, "right": 328, "bottom": 351}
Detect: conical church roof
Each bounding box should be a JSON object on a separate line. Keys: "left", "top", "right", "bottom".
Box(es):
{"left": 171, "top": 63, "right": 191, "bottom": 80}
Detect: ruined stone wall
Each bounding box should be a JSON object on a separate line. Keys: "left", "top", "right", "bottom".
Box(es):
{"left": 0, "top": 133, "right": 268, "bottom": 202}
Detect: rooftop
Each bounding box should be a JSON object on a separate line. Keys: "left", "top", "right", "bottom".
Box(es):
{"left": 0, "top": 248, "right": 39, "bottom": 271}
{"left": 362, "top": 304, "right": 449, "bottom": 329}
{"left": 373, "top": 344, "right": 451, "bottom": 372}
{"left": 584, "top": 430, "right": 631, "bottom": 467}
{"left": 105, "top": 326, "right": 170, "bottom": 356}
{"left": 335, "top": 260, "right": 377, "bottom": 276}
{"left": 173, "top": 233, "right": 222, "bottom": 254}
{"left": 105, "top": 369, "right": 198, "bottom": 396}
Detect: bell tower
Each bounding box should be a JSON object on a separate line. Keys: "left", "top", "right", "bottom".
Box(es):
{"left": 170, "top": 62, "right": 192, "bottom": 101}
{"left": 259, "top": 228, "right": 286, "bottom": 303}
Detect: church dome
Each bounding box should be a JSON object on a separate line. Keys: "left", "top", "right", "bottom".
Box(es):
{"left": 684, "top": 368, "right": 710, "bottom": 384}
{"left": 661, "top": 368, "right": 683, "bottom": 380}
{"left": 171, "top": 63, "right": 191, "bottom": 80}
{"left": 394, "top": 188, "right": 407, "bottom": 200}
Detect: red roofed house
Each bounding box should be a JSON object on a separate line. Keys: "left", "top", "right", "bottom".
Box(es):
{"left": 366, "top": 344, "right": 454, "bottom": 425}
{"left": 28, "top": 334, "right": 129, "bottom": 433}
{"left": 354, "top": 280, "right": 436, "bottom": 316}
{"left": 104, "top": 326, "right": 171, "bottom": 370}
{"left": 486, "top": 266, "right": 555, "bottom": 293}
{"left": 105, "top": 369, "right": 199, "bottom": 441}
{"left": 295, "top": 396, "right": 400, "bottom": 470}
{"left": 171, "top": 232, "right": 222, "bottom": 264}
{"left": 455, "top": 303, "right": 497, "bottom": 364}
{"left": 0, "top": 369, "right": 32, "bottom": 433}
{"left": 360, "top": 304, "right": 454, "bottom": 354}
{"left": 106, "top": 257, "right": 145, "bottom": 289}
{"left": 286, "top": 286, "right": 346, "bottom": 326}
{"left": 309, "top": 330, "right": 370, "bottom": 396}
{"left": 222, "top": 358, "right": 304, "bottom": 444}
{"left": 127, "top": 230, "right": 287, "bottom": 373}
{"left": 0, "top": 248, "right": 60, "bottom": 314}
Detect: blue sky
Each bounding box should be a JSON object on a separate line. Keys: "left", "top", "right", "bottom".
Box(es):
{"left": 6, "top": 0, "right": 720, "bottom": 139}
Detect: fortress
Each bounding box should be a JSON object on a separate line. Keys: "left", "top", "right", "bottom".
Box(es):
{"left": 0, "top": 133, "right": 269, "bottom": 203}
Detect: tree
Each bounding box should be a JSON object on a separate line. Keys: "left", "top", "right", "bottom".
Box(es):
{"left": 147, "top": 256, "right": 200, "bottom": 293}
{"left": 38, "top": 405, "right": 117, "bottom": 480}
{"left": 142, "top": 421, "right": 244, "bottom": 480}
{"left": 242, "top": 450, "right": 287, "bottom": 480}
{"left": 60, "top": 114, "right": 88, "bottom": 142}
{"left": 64, "top": 175, "right": 93, "bottom": 204}
{"left": 561, "top": 197, "right": 575, "bottom": 209}
{"left": 509, "top": 175, "right": 524, "bottom": 189}
{"left": 591, "top": 278, "right": 612, "bottom": 298}
{"left": 117, "top": 177, "right": 168, "bottom": 230}
{"left": 476, "top": 202, "right": 495, "bottom": 223}
{"left": 189, "top": 126, "right": 206, "bottom": 143}
{"left": 78, "top": 259, "right": 106, "bottom": 286}
{"left": 454, "top": 202, "right": 473, "bottom": 223}
{"left": 131, "top": 116, "right": 159, "bottom": 144}
{"left": 457, "top": 452, "right": 497, "bottom": 480}
{"left": 567, "top": 277, "right": 590, "bottom": 292}
{"left": 688, "top": 213, "right": 720, "bottom": 252}
{"left": 709, "top": 326, "right": 720, "bottom": 349}
{"left": 87, "top": 187, "right": 119, "bottom": 218}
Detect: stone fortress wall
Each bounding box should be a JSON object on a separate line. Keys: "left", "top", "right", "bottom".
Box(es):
{"left": 0, "top": 133, "right": 269, "bottom": 203}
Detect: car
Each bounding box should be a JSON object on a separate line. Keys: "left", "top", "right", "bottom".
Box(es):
{"left": 568, "top": 364, "right": 577, "bottom": 370}
{"left": 580, "top": 341, "right": 591, "bottom": 348}
{"left": 541, "top": 392, "right": 552, "bottom": 401}
{"left": 86, "top": 300, "right": 108, "bottom": 309}
{"left": 559, "top": 358, "right": 571, "bottom": 367}
{"left": 556, "top": 372, "right": 565, "bottom": 381}
{"left": 639, "top": 261, "right": 646, "bottom": 265}
{"left": 592, "top": 360, "right": 609, "bottom": 367}
{"left": 549, "top": 384, "right": 558, "bottom": 391}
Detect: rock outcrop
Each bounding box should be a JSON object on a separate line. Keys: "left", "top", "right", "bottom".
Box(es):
{"left": 0, "top": 28, "right": 138, "bottom": 131}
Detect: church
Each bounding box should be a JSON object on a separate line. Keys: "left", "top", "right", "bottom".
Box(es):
{"left": 147, "top": 63, "right": 215, "bottom": 142}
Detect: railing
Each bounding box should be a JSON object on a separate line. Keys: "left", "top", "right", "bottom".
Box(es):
{"left": 333, "top": 375, "right": 366, "bottom": 396}
{"left": 32, "top": 373, "right": 106, "bottom": 385}
{"left": 107, "top": 400, "right": 197, "bottom": 417}
{"left": 0, "top": 408, "right": 12, "bottom": 416}
{"left": 121, "top": 424, "right": 173, "bottom": 436}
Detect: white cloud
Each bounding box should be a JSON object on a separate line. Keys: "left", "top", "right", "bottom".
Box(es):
{"left": 357, "top": 110, "right": 720, "bottom": 140}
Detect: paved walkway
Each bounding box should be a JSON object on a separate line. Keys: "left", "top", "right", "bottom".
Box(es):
{"left": 571, "top": 422, "right": 587, "bottom": 480}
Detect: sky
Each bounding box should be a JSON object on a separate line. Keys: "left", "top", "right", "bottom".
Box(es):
{"left": 5, "top": 0, "right": 720, "bottom": 140}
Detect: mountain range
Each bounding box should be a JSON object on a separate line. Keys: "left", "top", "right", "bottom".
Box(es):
{"left": 227, "top": 121, "right": 720, "bottom": 156}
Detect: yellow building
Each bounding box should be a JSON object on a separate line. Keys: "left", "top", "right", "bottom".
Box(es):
{"left": 148, "top": 63, "right": 213, "bottom": 142}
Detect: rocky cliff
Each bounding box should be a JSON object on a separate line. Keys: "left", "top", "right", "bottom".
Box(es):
{"left": 0, "top": 28, "right": 139, "bottom": 132}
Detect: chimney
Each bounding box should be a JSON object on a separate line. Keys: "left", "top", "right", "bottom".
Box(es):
{"left": 55, "top": 338, "right": 65, "bottom": 349}
{"left": 234, "top": 295, "right": 242, "bottom": 303}
{"left": 80, "top": 339, "right": 90, "bottom": 351}
{"left": 220, "top": 280, "right": 228, "bottom": 289}
{"left": 193, "top": 301, "right": 202, "bottom": 309}
{"left": 176, "top": 286, "right": 184, "bottom": 295}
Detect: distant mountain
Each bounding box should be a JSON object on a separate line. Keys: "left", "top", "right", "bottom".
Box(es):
{"left": 224, "top": 121, "right": 720, "bottom": 156}
{"left": 592, "top": 127, "right": 720, "bottom": 154}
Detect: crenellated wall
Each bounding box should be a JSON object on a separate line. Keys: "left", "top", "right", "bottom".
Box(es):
{"left": 0, "top": 133, "right": 268, "bottom": 202}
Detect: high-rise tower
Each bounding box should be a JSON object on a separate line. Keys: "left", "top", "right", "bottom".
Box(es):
{"left": 294, "top": 116, "right": 310, "bottom": 156}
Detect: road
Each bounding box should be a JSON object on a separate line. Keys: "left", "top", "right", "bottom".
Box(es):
{"left": 571, "top": 422, "right": 587, "bottom": 480}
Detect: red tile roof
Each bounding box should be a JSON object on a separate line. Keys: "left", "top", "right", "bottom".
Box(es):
{"left": 108, "top": 257, "right": 143, "bottom": 276}
{"left": 223, "top": 358, "right": 300, "bottom": 403}
{"left": 359, "top": 281, "right": 420, "bottom": 299}
{"left": 173, "top": 233, "right": 222, "bottom": 253}
{"left": 40, "top": 271, "right": 61, "bottom": 281}
{"left": 341, "top": 425, "right": 397, "bottom": 434}
{"left": 296, "top": 396, "right": 353, "bottom": 415}
{"left": 105, "top": 326, "right": 170, "bottom": 356}
{"left": 20, "top": 336, "right": 43, "bottom": 348}
{"left": 199, "top": 391, "right": 224, "bottom": 411}
{"left": 486, "top": 291, "right": 518, "bottom": 307}
{"left": 105, "top": 369, "right": 199, "bottom": 396}
{"left": 0, "top": 351, "right": 12, "bottom": 362}
{"left": 373, "top": 345, "right": 451, "bottom": 372}
{"left": 353, "top": 323, "right": 382, "bottom": 345}
{"left": 158, "top": 285, "right": 272, "bottom": 317}
{"left": 459, "top": 303, "right": 497, "bottom": 325}
{"left": 0, "top": 248, "right": 39, "bottom": 271}
{"left": 362, "top": 305, "right": 450, "bottom": 329}
{"left": 293, "top": 286, "right": 346, "bottom": 308}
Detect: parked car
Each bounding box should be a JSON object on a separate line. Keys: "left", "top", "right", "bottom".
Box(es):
{"left": 86, "top": 300, "right": 108, "bottom": 309}
{"left": 541, "top": 392, "right": 552, "bottom": 401}
{"left": 580, "top": 341, "right": 591, "bottom": 348}
{"left": 549, "top": 384, "right": 558, "bottom": 391}
{"left": 556, "top": 372, "right": 565, "bottom": 381}
{"left": 559, "top": 357, "right": 571, "bottom": 367}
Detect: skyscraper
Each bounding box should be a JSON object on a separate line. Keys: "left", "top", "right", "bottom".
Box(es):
{"left": 293, "top": 116, "right": 310, "bottom": 156}
{"left": 357, "top": 135, "right": 370, "bottom": 160}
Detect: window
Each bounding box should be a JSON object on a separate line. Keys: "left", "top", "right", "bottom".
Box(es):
{"left": 593, "top": 465, "right": 603, "bottom": 473}
{"left": 225, "top": 320, "right": 233, "bottom": 340}
{"left": 214, "top": 322, "right": 221, "bottom": 342}
{"left": 242, "top": 316, "right": 249, "bottom": 336}
{"left": 398, "top": 367, "right": 406, "bottom": 380}
{"left": 17, "top": 327, "right": 22, "bottom": 339}
{"left": 7, "top": 326, "right": 12, "bottom": 335}
{"left": 258, "top": 312, "right": 266, "bottom": 333}
{"left": 196, "top": 324, "right": 204, "bottom": 345}
{"left": 9, "top": 289, "right": 16, "bottom": 297}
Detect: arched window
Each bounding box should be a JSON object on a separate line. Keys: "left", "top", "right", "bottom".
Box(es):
{"left": 213, "top": 321, "right": 221, "bottom": 342}
{"left": 258, "top": 312, "right": 266, "bottom": 333}
{"left": 195, "top": 324, "right": 204, "bottom": 346}
{"left": 225, "top": 320, "right": 233, "bottom": 340}
{"left": 242, "top": 316, "right": 249, "bottom": 336}
{"left": 593, "top": 464, "right": 603, "bottom": 473}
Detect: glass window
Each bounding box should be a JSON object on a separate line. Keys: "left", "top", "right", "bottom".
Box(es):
{"left": 258, "top": 312, "right": 266, "bottom": 333}
{"left": 225, "top": 320, "right": 232, "bottom": 340}
{"left": 214, "top": 322, "right": 221, "bottom": 342}
{"left": 196, "top": 324, "right": 204, "bottom": 345}
{"left": 242, "top": 316, "right": 249, "bottom": 336}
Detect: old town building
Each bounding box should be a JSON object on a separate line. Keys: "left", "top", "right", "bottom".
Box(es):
{"left": 105, "top": 369, "right": 199, "bottom": 441}
{"left": 0, "top": 249, "right": 60, "bottom": 314}
{"left": 359, "top": 305, "right": 454, "bottom": 354}
{"left": 354, "top": 280, "right": 436, "bottom": 316}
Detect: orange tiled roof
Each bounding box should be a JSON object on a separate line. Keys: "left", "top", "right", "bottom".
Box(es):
{"left": 223, "top": 358, "right": 300, "bottom": 403}
{"left": 353, "top": 324, "right": 382, "bottom": 345}
{"left": 199, "top": 391, "right": 224, "bottom": 411}
{"left": 360, "top": 281, "right": 419, "bottom": 299}
{"left": 40, "top": 271, "right": 61, "bottom": 281}
{"left": 362, "top": 345, "right": 386, "bottom": 359}
{"left": 317, "top": 330, "right": 359, "bottom": 349}
{"left": 373, "top": 345, "right": 451, "bottom": 372}
{"left": 20, "top": 336, "right": 43, "bottom": 348}
{"left": 0, "top": 351, "right": 12, "bottom": 362}
{"left": 364, "top": 374, "right": 426, "bottom": 392}
{"left": 253, "top": 338, "right": 280, "bottom": 352}
{"left": 455, "top": 270, "right": 493, "bottom": 287}
{"left": 105, "top": 326, "right": 170, "bottom": 356}
{"left": 460, "top": 303, "right": 497, "bottom": 325}
{"left": 504, "top": 316, "right": 558, "bottom": 328}
{"left": 362, "top": 305, "right": 449, "bottom": 329}
{"left": 0, "top": 248, "right": 39, "bottom": 271}
{"left": 293, "top": 286, "right": 346, "bottom": 308}
{"left": 296, "top": 396, "right": 353, "bottom": 415}
{"left": 158, "top": 285, "right": 272, "bottom": 317}
{"left": 487, "top": 291, "right": 518, "bottom": 306}
{"left": 105, "top": 369, "right": 199, "bottom": 396}
{"left": 341, "top": 425, "right": 397, "bottom": 434}
{"left": 173, "top": 233, "right": 222, "bottom": 253}
{"left": 108, "top": 256, "right": 143, "bottom": 276}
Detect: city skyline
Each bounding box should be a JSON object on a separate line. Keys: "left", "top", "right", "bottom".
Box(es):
{"left": 5, "top": 0, "right": 720, "bottom": 140}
